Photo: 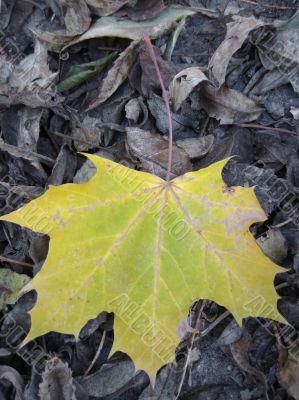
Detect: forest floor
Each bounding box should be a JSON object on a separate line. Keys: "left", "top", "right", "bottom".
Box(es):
{"left": 0, "top": 0, "right": 299, "bottom": 399}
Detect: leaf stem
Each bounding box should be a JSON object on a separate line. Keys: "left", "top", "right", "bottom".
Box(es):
{"left": 143, "top": 35, "right": 173, "bottom": 181}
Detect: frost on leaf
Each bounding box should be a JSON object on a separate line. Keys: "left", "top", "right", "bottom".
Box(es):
{"left": 0, "top": 154, "right": 285, "bottom": 378}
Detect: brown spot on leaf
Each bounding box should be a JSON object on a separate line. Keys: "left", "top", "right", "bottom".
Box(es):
{"left": 222, "top": 185, "right": 235, "bottom": 194}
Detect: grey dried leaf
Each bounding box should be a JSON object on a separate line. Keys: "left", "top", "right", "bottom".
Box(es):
{"left": 169, "top": 67, "right": 209, "bottom": 112}
{"left": 123, "top": 0, "right": 165, "bottom": 21}
{"left": 125, "top": 98, "right": 141, "bottom": 122}
{"left": 291, "top": 106, "right": 299, "bottom": 120}
{"left": 198, "top": 129, "right": 253, "bottom": 169}
{"left": 71, "top": 116, "right": 105, "bottom": 151}
{"left": 0, "top": 138, "right": 54, "bottom": 167}
{"left": 278, "top": 345, "right": 299, "bottom": 400}
{"left": 126, "top": 127, "right": 192, "bottom": 179}
{"left": 18, "top": 107, "right": 43, "bottom": 152}
{"left": 217, "top": 320, "right": 243, "bottom": 346}
{"left": 9, "top": 40, "right": 57, "bottom": 92}
{"left": 209, "top": 16, "right": 267, "bottom": 87}
{"left": 1, "top": 40, "right": 63, "bottom": 113}
{"left": 39, "top": 357, "right": 76, "bottom": 400}
{"left": 201, "top": 84, "right": 263, "bottom": 124}
{"left": 139, "top": 41, "right": 176, "bottom": 98}
{"left": 148, "top": 92, "right": 196, "bottom": 137}
{"left": 47, "top": 145, "right": 77, "bottom": 186}
{"left": 251, "top": 69, "right": 289, "bottom": 95}
{"left": 30, "top": 28, "right": 73, "bottom": 52}
{"left": 0, "top": 365, "right": 24, "bottom": 400}
{"left": 256, "top": 12, "right": 299, "bottom": 93}
{"left": 32, "top": 0, "right": 91, "bottom": 51}
{"left": 0, "top": 0, "right": 15, "bottom": 30}
{"left": 88, "top": 41, "right": 139, "bottom": 110}
{"left": 0, "top": 57, "right": 13, "bottom": 84}
{"left": 176, "top": 136, "right": 214, "bottom": 160}
{"left": 169, "top": 67, "right": 263, "bottom": 124}
{"left": 81, "top": 358, "right": 135, "bottom": 397}
{"left": 62, "top": 0, "right": 91, "bottom": 36}
{"left": 139, "top": 364, "right": 176, "bottom": 400}
{"left": 86, "top": 0, "right": 136, "bottom": 16}
{"left": 0, "top": 85, "right": 64, "bottom": 108}
{"left": 229, "top": 332, "right": 268, "bottom": 392}
{"left": 29, "top": 235, "right": 49, "bottom": 265}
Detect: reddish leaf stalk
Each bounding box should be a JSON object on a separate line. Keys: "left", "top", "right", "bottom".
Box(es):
{"left": 236, "top": 123, "right": 299, "bottom": 137}
{"left": 143, "top": 35, "right": 173, "bottom": 181}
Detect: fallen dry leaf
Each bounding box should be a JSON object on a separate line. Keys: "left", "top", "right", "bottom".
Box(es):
{"left": 278, "top": 344, "right": 299, "bottom": 400}
{"left": 126, "top": 127, "right": 191, "bottom": 178}
{"left": 139, "top": 41, "right": 176, "bottom": 97}
{"left": 88, "top": 41, "right": 139, "bottom": 110}
{"left": 65, "top": 6, "right": 194, "bottom": 48}
{"left": 201, "top": 84, "right": 263, "bottom": 125}
{"left": 169, "top": 67, "right": 209, "bottom": 112}
{"left": 39, "top": 357, "right": 74, "bottom": 400}
{"left": 86, "top": 0, "right": 136, "bottom": 16}
{"left": 122, "top": 0, "right": 165, "bottom": 21}
{"left": 0, "top": 39, "right": 63, "bottom": 109}
{"left": 0, "top": 85, "right": 63, "bottom": 108}
{"left": 32, "top": 0, "right": 91, "bottom": 51}
{"left": 209, "top": 16, "right": 267, "bottom": 87}
{"left": 291, "top": 106, "right": 299, "bottom": 120}
{"left": 256, "top": 12, "right": 299, "bottom": 94}
{"left": 176, "top": 136, "right": 214, "bottom": 160}
{"left": 169, "top": 67, "right": 263, "bottom": 124}
{"left": 9, "top": 40, "right": 57, "bottom": 92}
{"left": 0, "top": 366, "right": 24, "bottom": 400}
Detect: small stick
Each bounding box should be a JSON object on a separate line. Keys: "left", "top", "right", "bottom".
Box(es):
{"left": 174, "top": 301, "right": 206, "bottom": 400}
{"left": 239, "top": 0, "right": 299, "bottom": 10}
{"left": 0, "top": 256, "right": 33, "bottom": 268}
{"left": 143, "top": 36, "right": 174, "bottom": 182}
{"left": 270, "top": 218, "right": 293, "bottom": 229}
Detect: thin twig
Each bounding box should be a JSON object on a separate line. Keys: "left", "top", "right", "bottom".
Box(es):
{"left": 239, "top": 0, "right": 299, "bottom": 10}
{"left": 201, "top": 310, "right": 230, "bottom": 337}
{"left": 82, "top": 330, "right": 106, "bottom": 379}
{"left": 174, "top": 301, "right": 206, "bottom": 400}
{"left": 144, "top": 36, "right": 173, "bottom": 182}
{"left": 0, "top": 256, "right": 33, "bottom": 268}
{"left": 236, "top": 123, "right": 299, "bottom": 137}
{"left": 270, "top": 218, "right": 293, "bottom": 229}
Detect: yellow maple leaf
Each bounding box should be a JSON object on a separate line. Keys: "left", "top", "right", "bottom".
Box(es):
{"left": 0, "top": 154, "right": 285, "bottom": 378}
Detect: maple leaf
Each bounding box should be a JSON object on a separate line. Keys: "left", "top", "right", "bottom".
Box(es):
{"left": 0, "top": 154, "right": 285, "bottom": 378}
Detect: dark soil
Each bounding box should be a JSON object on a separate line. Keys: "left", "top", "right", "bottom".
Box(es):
{"left": 0, "top": 0, "right": 299, "bottom": 399}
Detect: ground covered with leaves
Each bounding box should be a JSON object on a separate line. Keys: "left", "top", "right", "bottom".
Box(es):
{"left": 0, "top": 0, "right": 299, "bottom": 399}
